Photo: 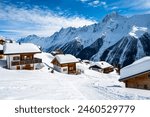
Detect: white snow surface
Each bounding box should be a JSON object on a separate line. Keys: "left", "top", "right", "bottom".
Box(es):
{"left": 3, "top": 43, "right": 41, "bottom": 54}
{"left": 90, "top": 61, "right": 113, "bottom": 69}
{"left": 54, "top": 54, "right": 79, "bottom": 64}
{"left": 0, "top": 45, "right": 3, "bottom": 50}
{"left": 129, "top": 26, "right": 148, "bottom": 38}
{"left": 0, "top": 53, "right": 150, "bottom": 100}
{"left": 120, "top": 56, "right": 150, "bottom": 79}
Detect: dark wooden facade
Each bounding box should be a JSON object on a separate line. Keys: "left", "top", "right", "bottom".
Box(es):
{"left": 51, "top": 58, "right": 77, "bottom": 74}
{"left": 0, "top": 47, "right": 3, "bottom": 59}
{"left": 120, "top": 71, "right": 150, "bottom": 90}
{"left": 0, "top": 39, "right": 5, "bottom": 45}
{"left": 89, "top": 65, "right": 101, "bottom": 72}
{"left": 103, "top": 67, "right": 114, "bottom": 73}
{"left": 0, "top": 54, "right": 3, "bottom": 59}
{"left": 89, "top": 65, "right": 114, "bottom": 73}
{"left": 10, "top": 53, "right": 42, "bottom": 70}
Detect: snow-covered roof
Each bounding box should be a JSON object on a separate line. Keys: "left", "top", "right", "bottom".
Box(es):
{"left": 3, "top": 43, "right": 41, "bottom": 54}
{"left": 0, "top": 45, "right": 3, "bottom": 51}
{"left": 120, "top": 56, "right": 150, "bottom": 80}
{"left": 90, "top": 61, "right": 113, "bottom": 69}
{"left": 82, "top": 60, "right": 90, "bottom": 62}
{"left": 54, "top": 54, "right": 79, "bottom": 64}
{"left": 0, "top": 37, "right": 5, "bottom": 40}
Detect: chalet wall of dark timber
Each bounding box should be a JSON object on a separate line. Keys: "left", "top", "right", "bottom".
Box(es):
{"left": 120, "top": 71, "right": 150, "bottom": 90}
{"left": 51, "top": 58, "right": 77, "bottom": 74}
{"left": 103, "top": 67, "right": 114, "bottom": 73}
{"left": 51, "top": 54, "right": 79, "bottom": 74}
{"left": 3, "top": 43, "right": 42, "bottom": 70}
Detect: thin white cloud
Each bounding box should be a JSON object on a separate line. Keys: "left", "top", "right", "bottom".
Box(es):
{"left": 131, "top": 0, "right": 150, "bottom": 10}
{"left": 79, "top": 0, "right": 107, "bottom": 8}
{"left": 88, "top": 0, "right": 100, "bottom": 7}
{"left": 0, "top": 3, "right": 96, "bottom": 38}
{"left": 101, "top": 2, "right": 106, "bottom": 5}
{"left": 80, "top": 0, "right": 89, "bottom": 2}
{"left": 90, "top": 1, "right": 107, "bottom": 8}
{"left": 93, "top": 0, "right": 100, "bottom": 5}
{"left": 111, "top": 6, "right": 118, "bottom": 10}
{"left": 108, "top": 0, "right": 150, "bottom": 10}
{"left": 106, "top": 0, "right": 150, "bottom": 16}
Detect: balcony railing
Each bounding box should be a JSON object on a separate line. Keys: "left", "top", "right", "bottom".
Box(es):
{"left": 11, "top": 58, "right": 42, "bottom": 66}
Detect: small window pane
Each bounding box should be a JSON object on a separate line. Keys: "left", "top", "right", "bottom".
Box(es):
{"left": 13, "top": 56, "right": 20, "bottom": 60}
{"left": 63, "top": 68, "right": 67, "bottom": 71}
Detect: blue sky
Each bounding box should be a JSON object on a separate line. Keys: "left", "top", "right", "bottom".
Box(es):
{"left": 0, "top": 0, "right": 150, "bottom": 39}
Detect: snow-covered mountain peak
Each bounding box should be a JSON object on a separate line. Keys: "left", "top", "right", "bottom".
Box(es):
{"left": 74, "top": 36, "right": 81, "bottom": 43}
{"left": 102, "top": 11, "right": 124, "bottom": 23}
{"left": 27, "top": 34, "right": 39, "bottom": 38}
{"left": 129, "top": 26, "right": 148, "bottom": 38}
{"left": 108, "top": 11, "right": 119, "bottom": 17}
{"left": 18, "top": 13, "right": 150, "bottom": 67}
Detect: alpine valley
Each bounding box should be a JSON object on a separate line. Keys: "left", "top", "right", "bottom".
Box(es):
{"left": 18, "top": 12, "right": 150, "bottom": 67}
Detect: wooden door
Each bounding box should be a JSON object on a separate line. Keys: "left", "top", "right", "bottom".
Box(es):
{"left": 16, "top": 66, "right": 20, "bottom": 70}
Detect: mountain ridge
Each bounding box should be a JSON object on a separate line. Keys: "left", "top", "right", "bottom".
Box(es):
{"left": 17, "top": 13, "right": 150, "bottom": 67}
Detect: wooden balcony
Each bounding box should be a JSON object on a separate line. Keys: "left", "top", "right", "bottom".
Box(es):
{"left": 11, "top": 58, "right": 42, "bottom": 66}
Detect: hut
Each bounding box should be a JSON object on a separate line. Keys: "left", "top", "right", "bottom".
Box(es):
{"left": 51, "top": 54, "right": 79, "bottom": 74}
{"left": 89, "top": 61, "right": 114, "bottom": 73}
{"left": 119, "top": 57, "right": 150, "bottom": 90}
{"left": 3, "top": 43, "right": 42, "bottom": 70}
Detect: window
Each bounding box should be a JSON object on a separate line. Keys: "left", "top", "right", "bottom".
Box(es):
{"left": 69, "top": 67, "right": 74, "bottom": 71}
{"left": 63, "top": 68, "right": 67, "bottom": 72}
{"left": 13, "top": 56, "right": 20, "bottom": 60}
{"left": 24, "top": 56, "right": 31, "bottom": 60}
{"left": 11, "top": 61, "right": 19, "bottom": 66}
{"left": 21, "top": 55, "right": 33, "bottom": 60}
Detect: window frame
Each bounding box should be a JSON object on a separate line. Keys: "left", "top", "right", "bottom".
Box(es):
{"left": 13, "top": 56, "right": 20, "bottom": 61}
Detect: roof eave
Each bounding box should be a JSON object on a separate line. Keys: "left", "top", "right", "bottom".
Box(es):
{"left": 59, "top": 61, "right": 79, "bottom": 64}
{"left": 119, "top": 69, "right": 150, "bottom": 82}
{"left": 4, "top": 51, "right": 41, "bottom": 55}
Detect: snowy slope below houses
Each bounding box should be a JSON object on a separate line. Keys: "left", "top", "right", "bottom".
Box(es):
{"left": 0, "top": 53, "right": 150, "bottom": 100}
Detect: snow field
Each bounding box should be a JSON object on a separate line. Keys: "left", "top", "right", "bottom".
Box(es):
{"left": 0, "top": 53, "right": 150, "bottom": 100}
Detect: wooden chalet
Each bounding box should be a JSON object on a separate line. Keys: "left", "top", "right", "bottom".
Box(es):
{"left": 89, "top": 61, "right": 114, "bottom": 73}
{"left": 119, "top": 57, "right": 150, "bottom": 90}
{"left": 3, "top": 43, "right": 42, "bottom": 70}
{"left": 51, "top": 54, "right": 79, "bottom": 74}
{"left": 0, "top": 39, "right": 5, "bottom": 45}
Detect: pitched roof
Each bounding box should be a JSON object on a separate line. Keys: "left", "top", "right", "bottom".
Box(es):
{"left": 54, "top": 54, "right": 79, "bottom": 64}
{"left": 90, "top": 61, "right": 113, "bottom": 69}
{"left": 3, "top": 43, "right": 41, "bottom": 55}
{"left": 120, "top": 56, "right": 150, "bottom": 81}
